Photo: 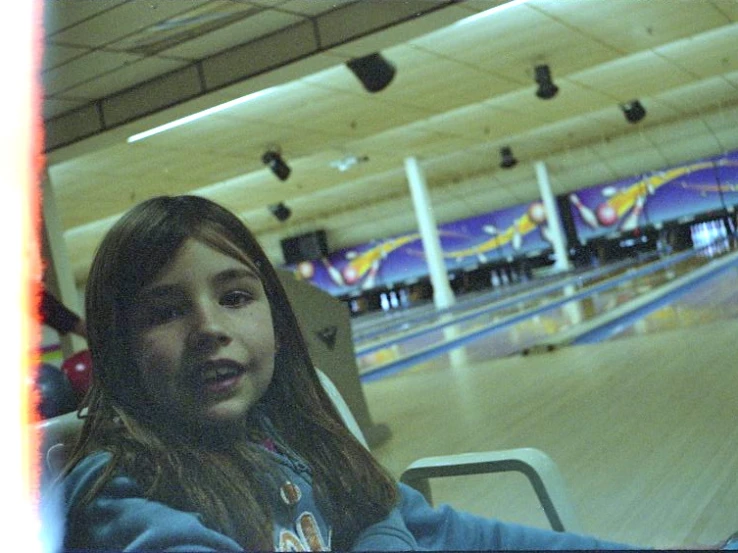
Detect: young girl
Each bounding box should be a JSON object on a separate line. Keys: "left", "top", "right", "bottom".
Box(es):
{"left": 60, "top": 195, "right": 734, "bottom": 551}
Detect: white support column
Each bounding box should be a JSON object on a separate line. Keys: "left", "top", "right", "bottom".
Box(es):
{"left": 405, "top": 157, "right": 467, "bottom": 368}
{"left": 404, "top": 157, "right": 455, "bottom": 309}
{"left": 534, "top": 161, "right": 572, "bottom": 272}
{"left": 41, "top": 171, "right": 85, "bottom": 358}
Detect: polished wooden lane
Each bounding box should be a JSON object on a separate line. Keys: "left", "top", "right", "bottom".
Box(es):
{"left": 363, "top": 317, "right": 738, "bottom": 548}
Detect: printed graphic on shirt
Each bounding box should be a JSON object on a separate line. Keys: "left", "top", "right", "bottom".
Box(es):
{"left": 277, "top": 482, "right": 331, "bottom": 552}
{"left": 278, "top": 512, "right": 330, "bottom": 551}
{"left": 280, "top": 481, "right": 302, "bottom": 506}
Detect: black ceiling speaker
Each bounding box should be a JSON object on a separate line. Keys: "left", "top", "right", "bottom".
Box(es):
{"left": 621, "top": 100, "right": 647, "bottom": 123}
{"left": 500, "top": 146, "right": 518, "bottom": 169}
{"left": 534, "top": 64, "right": 559, "bottom": 100}
{"left": 262, "top": 150, "right": 291, "bottom": 181}
{"left": 269, "top": 202, "right": 291, "bottom": 222}
{"left": 346, "top": 53, "right": 396, "bottom": 93}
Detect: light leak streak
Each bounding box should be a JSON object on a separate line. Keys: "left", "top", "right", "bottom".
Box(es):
{"left": 2, "top": 0, "right": 44, "bottom": 551}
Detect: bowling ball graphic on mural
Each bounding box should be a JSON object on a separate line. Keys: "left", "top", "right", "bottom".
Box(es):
{"left": 296, "top": 261, "right": 315, "bottom": 280}
{"left": 527, "top": 201, "right": 547, "bottom": 224}
{"left": 342, "top": 264, "right": 360, "bottom": 285}
{"left": 595, "top": 203, "right": 618, "bottom": 226}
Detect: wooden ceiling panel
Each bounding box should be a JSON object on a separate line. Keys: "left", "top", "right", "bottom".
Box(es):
{"left": 424, "top": 99, "right": 541, "bottom": 145}
{"left": 244, "top": 0, "right": 294, "bottom": 8}
{"left": 545, "top": 148, "right": 620, "bottom": 194}
{"left": 337, "top": 123, "right": 453, "bottom": 163}
{"left": 157, "top": 9, "right": 305, "bottom": 60}
{"left": 420, "top": 11, "right": 620, "bottom": 82}
{"left": 654, "top": 24, "right": 738, "bottom": 78}
{"left": 653, "top": 76, "right": 738, "bottom": 116}
{"left": 532, "top": 0, "right": 733, "bottom": 54}
{"left": 42, "top": 97, "right": 90, "bottom": 121}
{"left": 277, "top": 0, "right": 360, "bottom": 17}
{"left": 568, "top": 51, "right": 698, "bottom": 102}
{"left": 43, "top": 50, "right": 142, "bottom": 96}
{"left": 291, "top": 95, "right": 432, "bottom": 139}
{"left": 42, "top": 44, "right": 89, "bottom": 72}
{"left": 653, "top": 132, "right": 725, "bottom": 168}
{"left": 49, "top": 1, "right": 208, "bottom": 48}
{"left": 43, "top": 0, "right": 126, "bottom": 36}
{"left": 408, "top": 3, "right": 550, "bottom": 70}
{"left": 357, "top": 45, "right": 521, "bottom": 114}
{"left": 60, "top": 56, "right": 190, "bottom": 101}
{"left": 592, "top": 139, "right": 668, "bottom": 182}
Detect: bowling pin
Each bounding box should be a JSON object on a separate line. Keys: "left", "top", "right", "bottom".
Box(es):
{"left": 512, "top": 221, "right": 523, "bottom": 251}
{"left": 362, "top": 259, "right": 381, "bottom": 290}
{"left": 620, "top": 194, "right": 645, "bottom": 232}
{"left": 570, "top": 193, "right": 600, "bottom": 229}
{"left": 322, "top": 258, "right": 345, "bottom": 286}
{"left": 380, "top": 293, "right": 390, "bottom": 311}
{"left": 399, "top": 288, "right": 409, "bottom": 307}
{"left": 389, "top": 290, "right": 399, "bottom": 309}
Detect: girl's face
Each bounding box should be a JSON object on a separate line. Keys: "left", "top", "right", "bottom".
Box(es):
{"left": 127, "top": 238, "right": 275, "bottom": 429}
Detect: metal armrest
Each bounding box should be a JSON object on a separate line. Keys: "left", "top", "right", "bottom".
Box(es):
{"left": 400, "top": 447, "right": 581, "bottom": 533}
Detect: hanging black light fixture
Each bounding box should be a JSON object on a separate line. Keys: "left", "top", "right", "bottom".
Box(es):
{"left": 269, "top": 202, "right": 291, "bottom": 222}
{"left": 534, "top": 64, "right": 559, "bottom": 100}
{"left": 346, "top": 52, "right": 396, "bottom": 93}
{"left": 500, "top": 146, "right": 518, "bottom": 169}
{"left": 262, "top": 150, "right": 291, "bottom": 181}
{"left": 621, "top": 100, "right": 647, "bottom": 123}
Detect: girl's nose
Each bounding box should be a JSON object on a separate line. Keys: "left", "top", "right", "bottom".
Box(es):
{"left": 188, "top": 305, "right": 232, "bottom": 351}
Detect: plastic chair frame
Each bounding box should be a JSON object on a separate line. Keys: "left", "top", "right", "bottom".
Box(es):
{"left": 39, "top": 371, "right": 581, "bottom": 534}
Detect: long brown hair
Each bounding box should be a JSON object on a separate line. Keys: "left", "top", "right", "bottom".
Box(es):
{"left": 65, "top": 195, "right": 397, "bottom": 550}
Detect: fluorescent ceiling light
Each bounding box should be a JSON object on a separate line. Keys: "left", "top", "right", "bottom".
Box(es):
{"left": 127, "top": 87, "right": 277, "bottom": 143}
{"left": 454, "top": 0, "right": 532, "bottom": 26}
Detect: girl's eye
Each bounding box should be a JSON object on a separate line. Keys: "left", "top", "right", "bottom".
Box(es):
{"left": 144, "top": 304, "right": 184, "bottom": 326}
{"left": 221, "top": 290, "right": 252, "bottom": 308}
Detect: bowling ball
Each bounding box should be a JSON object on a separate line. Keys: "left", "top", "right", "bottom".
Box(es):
{"left": 61, "top": 349, "right": 93, "bottom": 402}
{"left": 596, "top": 202, "right": 618, "bottom": 226}
{"left": 342, "top": 264, "right": 359, "bottom": 285}
{"left": 296, "top": 261, "right": 315, "bottom": 280}
{"left": 35, "top": 363, "right": 78, "bottom": 419}
{"left": 527, "top": 201, "right": 547, "bottom": 224}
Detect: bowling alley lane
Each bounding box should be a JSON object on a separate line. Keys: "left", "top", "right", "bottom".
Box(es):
{"left": 359, "top": 242, "right": 738, "bottom": 549}
{"left": 606, "top": 249, "right": 738, "bottom": 341}
{"left": 362, "top": 314, "right": 738, "bottom": 549}
{"left": 355, "top": 239, "right": 738, "bottom": 379}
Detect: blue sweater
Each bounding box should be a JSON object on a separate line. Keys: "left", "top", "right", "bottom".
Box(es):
{"left": 61, "top": 447, "right": 642, "bottom": 551}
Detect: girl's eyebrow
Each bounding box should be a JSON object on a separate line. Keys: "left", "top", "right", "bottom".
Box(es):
{"left": 134, "top": 284, "right": 183, "bottom": 304}
{"left": 135, "top": 267, "right": 260, "bottom": 304}
{"left": 211, "top": 267, "right": 260, "bottom": 286}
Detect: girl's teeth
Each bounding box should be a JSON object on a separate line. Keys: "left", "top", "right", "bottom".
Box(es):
{"left": 201, "top": 367, "right": 238, "bottom": 383}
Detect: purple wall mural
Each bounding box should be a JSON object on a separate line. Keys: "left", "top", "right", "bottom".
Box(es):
{"left": 567, "top": 151, "right": 738, "bottom": 242}
{"left": 716, "top": 150, "right": 738, "bottom": 210}
{"left": 284, "top": 199, "right": 555, "bottom": 297}
{"left": 284, "top": 149, "right": 738, "bottom": 297}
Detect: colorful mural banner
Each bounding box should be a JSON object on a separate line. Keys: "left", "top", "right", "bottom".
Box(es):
{"left": 284, "top": 199, "right": 555, "bottom": 297}
{"left": 284, "top": 149, "right": 738, "bottom": 297}
{"left": 567, "top": 151, "right": 738, "bottom": 242}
